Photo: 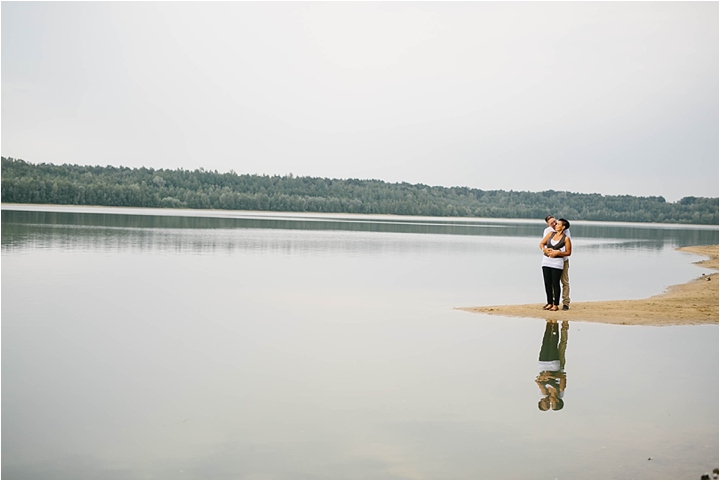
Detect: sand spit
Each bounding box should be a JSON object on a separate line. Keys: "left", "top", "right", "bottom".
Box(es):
{"left": 458, "top": 245, "right": 718, "bottom": 326}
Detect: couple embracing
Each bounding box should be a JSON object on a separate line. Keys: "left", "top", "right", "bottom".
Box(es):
{"left": 539, "top": 215, "right": 571, "bottom": 312}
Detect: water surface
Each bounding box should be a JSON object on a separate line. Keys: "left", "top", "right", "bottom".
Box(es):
{"left": 2, "top": 206, "right": 718, "bottom": 479}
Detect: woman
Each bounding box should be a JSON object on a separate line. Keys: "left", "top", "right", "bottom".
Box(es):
{"left": 539, "top": 218, "right": 572, "bottom": 311}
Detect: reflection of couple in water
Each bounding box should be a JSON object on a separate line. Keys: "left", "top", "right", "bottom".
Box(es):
{"left": 536, "top": 320, "right": 568, "bottom": 411}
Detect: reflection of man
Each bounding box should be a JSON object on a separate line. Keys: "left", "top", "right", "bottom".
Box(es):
{"left": 536, "top": 320, "right": 569, "bottom": 411}
{"left": 543, "top": 215, "right": 571, "bottom": 310}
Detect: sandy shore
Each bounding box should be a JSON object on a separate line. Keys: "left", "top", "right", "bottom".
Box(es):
{"left": 458, "top": 245, "right": 718, "bottom": 326}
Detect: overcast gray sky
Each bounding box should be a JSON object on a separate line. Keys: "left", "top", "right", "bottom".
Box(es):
{"left": 2, "top": 1, "right": 718, "bottom": 202}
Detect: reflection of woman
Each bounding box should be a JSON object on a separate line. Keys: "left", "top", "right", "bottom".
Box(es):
{"left": 536, "top": 320, "right": 568, "bottom": 411}
{"left": 539, "top": 219, "right": 572, "bottom": 311}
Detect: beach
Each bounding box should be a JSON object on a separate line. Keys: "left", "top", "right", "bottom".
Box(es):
{"left": 458, "top": 245, "right": 718, "bottom": 326}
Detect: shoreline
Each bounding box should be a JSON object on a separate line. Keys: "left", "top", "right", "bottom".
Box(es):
{"left": 2, "top": 203, "right": 718, "bottom": 228}
{"left": 457, "top": 245, "right": 718, "bottom": 326}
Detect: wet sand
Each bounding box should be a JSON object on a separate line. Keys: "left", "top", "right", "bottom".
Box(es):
{"left": 458, "top": 245, "right": 718, "bottom": 326}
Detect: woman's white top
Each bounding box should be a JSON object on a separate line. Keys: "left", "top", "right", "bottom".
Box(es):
{"left": 543, "top": 227, "right": 571, "bottom": 263}
{"left": 541, "top": 235, "right": 566, "bottom": 269}
{"left": 538, "top": 360, "right": 561, "bottom": 371}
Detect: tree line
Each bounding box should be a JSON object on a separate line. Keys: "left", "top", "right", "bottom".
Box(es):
{"left": 1, "top": 157, "right": 717, "bottom": 224}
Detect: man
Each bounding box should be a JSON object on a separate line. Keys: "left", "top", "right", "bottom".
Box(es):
{"left": 542, "top": 215, "right": 571, "bottom": 310}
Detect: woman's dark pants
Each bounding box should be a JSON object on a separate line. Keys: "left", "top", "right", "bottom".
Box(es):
{"left": 542, "top": 266, "right": 563, "bottom": 306}
{"left": 539, "top": 321, "right": 560, "bottom": 362}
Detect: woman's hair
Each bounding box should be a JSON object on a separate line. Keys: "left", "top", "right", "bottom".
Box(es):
{"left": 558, "top": 218, "right": 570, "bottom": 230}
{"left": 539, "top": 397, "right": 564, "bottom": 411}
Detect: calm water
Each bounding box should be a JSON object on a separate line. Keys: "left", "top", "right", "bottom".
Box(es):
{"left": 2, "top": 205, "right": 718, "bottom": 480}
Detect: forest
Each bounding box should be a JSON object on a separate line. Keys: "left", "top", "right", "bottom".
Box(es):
{"left": 1, "top": 157, "right": 717, "bottom": 225}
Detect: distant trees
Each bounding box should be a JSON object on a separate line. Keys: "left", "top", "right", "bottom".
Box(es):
{"left": 1, "top": 157, "right": 717, "bottom": 224}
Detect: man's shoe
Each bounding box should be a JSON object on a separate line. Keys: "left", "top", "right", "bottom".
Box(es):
{"left": 562, "top": 305, "right": 569, "bottom": 311}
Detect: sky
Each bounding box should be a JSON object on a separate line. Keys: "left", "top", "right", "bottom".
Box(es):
{"left": 1, "top": 1, "right": 718, "bottom": 202}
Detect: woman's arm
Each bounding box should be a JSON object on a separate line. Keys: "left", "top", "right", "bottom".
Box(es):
{"left": 539, "top": 231, "right": 553, "bottom": 252}
{"left": 556, "top": 237, "right": 572, "bottom": 257}
{"left": 535, "top": 378, "right": 549, "bottom": 395}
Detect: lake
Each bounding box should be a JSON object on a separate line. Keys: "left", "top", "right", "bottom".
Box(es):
{"left": 2, "top": 205, "right": 718, "bottom": 480}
